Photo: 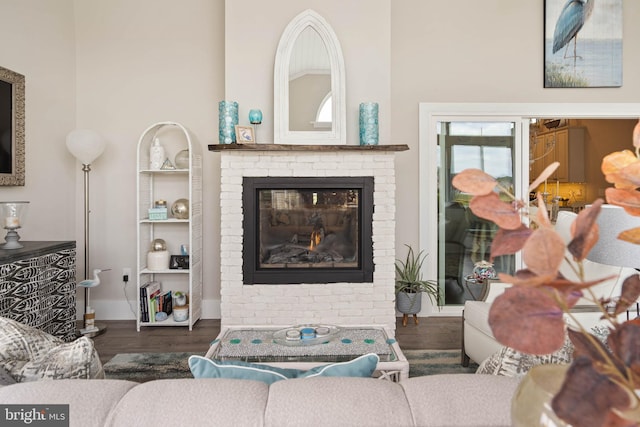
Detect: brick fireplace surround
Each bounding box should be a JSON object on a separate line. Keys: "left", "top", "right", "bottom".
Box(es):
{"left": 209, "top": 144, "right": 408, "bottom": 331}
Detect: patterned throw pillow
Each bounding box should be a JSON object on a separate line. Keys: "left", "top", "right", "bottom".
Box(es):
{"left": 476, "top": 334, "right": 574, "bottom": 379}
{"left": 0, "top": 317, "right": 104, "bottom": 382}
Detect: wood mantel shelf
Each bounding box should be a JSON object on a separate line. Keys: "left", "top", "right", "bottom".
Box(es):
{"left": 208, "top": 143, "right": 409, "bottom": 152}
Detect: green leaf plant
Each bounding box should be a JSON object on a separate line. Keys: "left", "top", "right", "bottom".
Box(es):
{"left": 395, "top": 244, "right": 439, "bottom": 309}
{"left": 452, "top": 120, "right": 640, "bottom": 427}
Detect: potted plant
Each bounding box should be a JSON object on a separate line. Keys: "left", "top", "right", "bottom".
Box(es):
{"left": 395, "top": 245, "right": 439, "bottom": 326}
{"left": 451, "top": 119, "right": 640, "bottom": 426}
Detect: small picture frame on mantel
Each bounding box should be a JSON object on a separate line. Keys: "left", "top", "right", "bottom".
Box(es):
{"left": 235, "top": 126, "right": 255, "bottom": 144}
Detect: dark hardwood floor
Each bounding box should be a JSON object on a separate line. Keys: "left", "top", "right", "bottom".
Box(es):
{"left": 92, "top": 317, "right": 462, "bottom": 364}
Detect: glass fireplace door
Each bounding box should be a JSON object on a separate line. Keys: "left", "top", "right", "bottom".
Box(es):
{"left": 437, "top": 121, "right": 517, "bottom": 305}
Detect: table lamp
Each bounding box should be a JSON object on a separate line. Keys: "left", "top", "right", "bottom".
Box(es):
{"left": 585, "top": 204, "right": 640, "bottom": 269}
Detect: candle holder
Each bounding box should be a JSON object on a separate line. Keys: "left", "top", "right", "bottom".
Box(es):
{"left": 0, "top": 201, "right": 29, "bottom": 249}
{"left": 249, "top": 109, "right": 263, "bottom": 143}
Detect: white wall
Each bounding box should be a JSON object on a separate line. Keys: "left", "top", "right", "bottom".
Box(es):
{"left": 70, "top": 0, "right": 225, "bottom": 318}
{"left": 0, "top": 0, "right": 76, "bottom": 241}
{"left": 2, "top": 0, "right": 639, "bottom": 320}
{"left": 390, "top": 0, "right": 640, "bottom": 255}
{"left": 225, "top": 0, "right": 392, "bottom": 145}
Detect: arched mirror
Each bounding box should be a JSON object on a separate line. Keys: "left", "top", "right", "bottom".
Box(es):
{"left": 274, "top": 10, "right": 346, "bottom": 145}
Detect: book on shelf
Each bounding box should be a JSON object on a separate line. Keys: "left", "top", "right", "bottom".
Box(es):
{"left": 140, "top": 281, "right": 161, "bottom": 323}
{"left": 139, "top": 286, "right": 149, "bottom": 322}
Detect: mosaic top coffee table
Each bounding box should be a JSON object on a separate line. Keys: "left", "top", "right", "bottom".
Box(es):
{"left": 205, "top": 325, "right": 409, "bottom": 382}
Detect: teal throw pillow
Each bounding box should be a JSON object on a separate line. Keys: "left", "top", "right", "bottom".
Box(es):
{"left": 188, "top": 356, "right": 299, "bottom": 384}
{"left": 300, "top": 353, "right": 380, "bottom": 378}
{"left": 188, "top": 353, "right": 380, "bottom": 384}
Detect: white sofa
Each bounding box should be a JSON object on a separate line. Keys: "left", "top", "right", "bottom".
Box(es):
{"left": 0, "top": 375, "right": 520, "bottom": 427}
{"left": 462, "top": 210, "right": 636, "bottom": 366}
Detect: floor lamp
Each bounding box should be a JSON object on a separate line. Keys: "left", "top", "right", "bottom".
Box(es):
{"left": 66, "top": 129, "right": 107, "bottom": 337}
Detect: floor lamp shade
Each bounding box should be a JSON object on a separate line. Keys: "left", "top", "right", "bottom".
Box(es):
{"left": 66, "top": 130, "right": 105, "bottom": 164}
{"left": 586, "top": 204, "right": 640, "bottom": 269}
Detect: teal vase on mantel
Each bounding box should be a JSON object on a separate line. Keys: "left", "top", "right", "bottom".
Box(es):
{"left": 359, "top": 102, "right": 379, "bottom": 145}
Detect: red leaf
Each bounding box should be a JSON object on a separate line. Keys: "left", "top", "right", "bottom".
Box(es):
{"left": 489, "top": 286, "right": 566, "bottom": 354}
{"left": 606, "top": 188, "right": 640, "bottom": 217}
{"left": 618, "top": 227, "right": 640, "bottom": 245}
{"left": 522, "top": 228, "right": 565, "bottom": 277}
{"left": 451, "top": 169, "right": 497, "bottom": 195}
{"left": 614, "top": 274, "right": 640, "bottom": 317}
{"left": 535, "top": 193, "right": 553, "bottom": 228}
{"left": 568, "top": 329, "right": 614, "bottom": 366}
{"left": 607, "top": 321, "right": 640, "bottom": 377}
{"left": 469, "top": 193, "right": 522, "bottom": 230}
{"left": 602, "top": 150, "right": 640, "bottom": 189}
{"left": 489, "top": 225, "right": 532, "bottom": 260}
{"left": 552, "top": 357, "right": 631, "bottom": 427}
{"left": 529, "top": 161, "right": 560, "bottom": 192}
{"left": 568, "top": 200, "right": 602, "bottom": 261}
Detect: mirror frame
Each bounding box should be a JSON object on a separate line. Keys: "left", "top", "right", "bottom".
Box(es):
{"left": 0, "top": 66, "right": 25, "bottom": 186}
{"left": 274, "top": 9, "right": 346, "bottom": 145}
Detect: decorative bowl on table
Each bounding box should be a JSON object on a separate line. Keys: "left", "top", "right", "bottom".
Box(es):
{"left": 273, "top": 324, "right": 339, "bottom": 346}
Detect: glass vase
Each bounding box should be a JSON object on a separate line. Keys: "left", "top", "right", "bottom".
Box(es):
{"left": 511, "top": 364, "right": 570, "bottom": 427}
{"left": 359, "top": 102, "right": 379, "bottom": 145}
{"left": 218, "top": 100, "right": 239, "bottom": 144}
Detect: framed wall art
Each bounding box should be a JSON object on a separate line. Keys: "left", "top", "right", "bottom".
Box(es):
{"left": 235, "top": 125, "right": 255, "bottom": 143}
{"left": 544, "top": 0, "right": 622, "bottom": 88}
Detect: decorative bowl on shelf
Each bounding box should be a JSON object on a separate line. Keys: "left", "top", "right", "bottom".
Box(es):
{"left": 273, "top": 324, "right": 339, "bottom": 346}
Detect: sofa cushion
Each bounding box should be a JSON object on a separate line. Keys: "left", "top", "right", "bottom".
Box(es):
{"left": 266, "top": 377, "right": 414, "bottom": 427}
{"left": 108, "top": 379, "right": 269, "bottom": 427}
{"left": 0, "top": 317, "right": 104, "bottom": 381}
{"left": 188, "top": 353, "right": 380, "bottom": 384}
{"left": 0, "top": 379, "right": 138, "bottom": 427}
{"left": 401, "top": 374, "right": 519, "bottom": 426}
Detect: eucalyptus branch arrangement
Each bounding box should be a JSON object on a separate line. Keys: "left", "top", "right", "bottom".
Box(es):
{"left": 452, "top": 120, "right": 640, "bottom": 427}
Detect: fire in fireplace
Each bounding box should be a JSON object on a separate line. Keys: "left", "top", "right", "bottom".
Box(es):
{"left": 243, "top": 177, "right": 374, "bottom": 284}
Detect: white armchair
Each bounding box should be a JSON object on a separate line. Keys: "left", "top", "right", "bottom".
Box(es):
{"left": 461, "top": 210, "right": 636, "bottom": 366}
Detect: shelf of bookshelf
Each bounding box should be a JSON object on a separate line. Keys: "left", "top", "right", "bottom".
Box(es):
{"left": 141, "top": 269, "right": 190, "bottom": 275}
{"left": 136, "top": 121, "right": 203, "bottom": 332}
{"left": 139, "top": 312, "right": 189, "bottom": 327}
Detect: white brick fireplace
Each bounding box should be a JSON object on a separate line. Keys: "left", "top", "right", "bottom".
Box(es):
{"left": 212, "top": 145, "right": 407, "bottom": 331}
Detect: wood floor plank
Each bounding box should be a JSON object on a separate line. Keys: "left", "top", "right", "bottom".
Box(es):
{"left": 92, "top": 317, "right": 462, "bottom": 364}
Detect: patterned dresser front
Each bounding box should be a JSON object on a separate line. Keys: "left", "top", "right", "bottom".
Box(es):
{"left": 0, "top": 241, "right": 76, "bottom": 342}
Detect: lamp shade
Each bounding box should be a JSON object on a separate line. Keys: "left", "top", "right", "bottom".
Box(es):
{"left": 66, "top": 130, "right": 106, "bottom": 165}
{"left": 586, "top": 204, "right": 640, "bottom": 269}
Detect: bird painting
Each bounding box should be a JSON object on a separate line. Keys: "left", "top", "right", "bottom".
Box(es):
{"left": 552, "top": 0, "right": 595, "bottom": 64}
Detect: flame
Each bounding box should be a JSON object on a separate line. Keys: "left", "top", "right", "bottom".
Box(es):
{"left": 309, "top": 229, "right": 323, "bottom": 250}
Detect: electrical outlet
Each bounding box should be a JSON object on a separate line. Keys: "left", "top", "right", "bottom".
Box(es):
{"left": 122, "top": 267, "right": 131, "bottom": 282}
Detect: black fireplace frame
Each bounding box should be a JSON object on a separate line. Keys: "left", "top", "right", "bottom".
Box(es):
{"left": 242, "top": 176, "right": 374, "bottom": 284}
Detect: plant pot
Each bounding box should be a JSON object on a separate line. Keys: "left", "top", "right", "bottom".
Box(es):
{"left": 396, "top": 291, "right": 422, "bottom": 314}
{"left": 511, "top": 364, "right": 569, "bottom": 426}
{"left": 513, "top": 364, "right": 640, "bottom": 426}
